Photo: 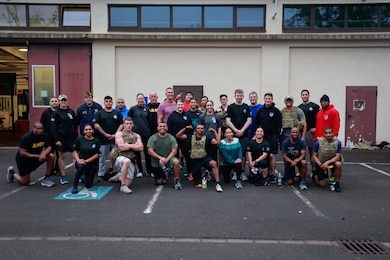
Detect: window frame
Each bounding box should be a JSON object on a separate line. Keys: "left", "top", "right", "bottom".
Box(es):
{"left": 108, "top": 5, "right": 266, "bottom": 32}
{"left": 283, "top": 3, "right": 390, "bottom": 33}
{"left": 32, "top": 65, "right": 56, "bottom": 108}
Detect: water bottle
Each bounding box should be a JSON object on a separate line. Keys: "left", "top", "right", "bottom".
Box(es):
{"left": 202, "top": 177, "right": 207, "bottom": 189}
{"left": 277, "top": 172, "right": 282, "bottom": 186}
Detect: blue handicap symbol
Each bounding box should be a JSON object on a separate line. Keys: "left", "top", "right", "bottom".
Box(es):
{"left": 54, "top": 186, "right": 113, "bottom": 200}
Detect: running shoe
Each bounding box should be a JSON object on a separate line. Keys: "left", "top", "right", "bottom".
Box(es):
{"left": 235, "top": 180, "right": 243, "bottom": 189}
{"left": 173, "top": 179, "right": 183, "bottom": 190}
{"left": 136, "top": 172, "right": 143, "bottom": 178}
{"left": 108, "top": 172, "right": 121, "bottom": 182}
{"left": 231, "top": 172, "right": 237, "bottom": 181}
{"left": 120, "top": 185, "right": 133, "bottom": 194}
{"left": 60, "top": 175, "right": 69, "bottom": 185}
{"left": 71, "top": 187, "right": 78, "bottom": 194}
{"left": 6, "top": 166, "right": 15, "bottom": 183}
{"left": 187, "top": 172, "right": 194, "bottom": 181}
{"left": 41, "top": 177, "right": 55, "bottom": 187}
{"left": 240, "top": 173, "right": 248, "bottom": 182}
{"left": 299, "top": 181, "right": 308, "bottom": 190}
{"left": 334, "top": 183, "right": 341, "bottom": 192}
{"left": 215, "top": 183, "right": 223, "bottom": 192}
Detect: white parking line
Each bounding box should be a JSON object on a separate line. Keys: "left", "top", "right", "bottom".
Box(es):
{"left": 0, "top": 163, "right": 74, "bottom": 201}
{"left": 360, "top": 163, "right": 390, "bottom": 177}
{"left": 143, "top": 185, "right": 164, "bottom": 214}
{"left": 290, "top": 186, "right": 328, "bottom": 219}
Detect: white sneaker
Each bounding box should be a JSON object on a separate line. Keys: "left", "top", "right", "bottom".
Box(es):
{"left": 215, "top": 183, "right": 224, "bottom": 192}
{"left": 240, "top": 174, "right": 248, "bottom": 182}
{"left": 41, "top": 178, "right": 55, "bottom": 187}
{"left": 231, "top": 172, "right": 237, "bottom": 181}
{"left": 108, "top": 172, "right": 121, "bottom": 182}
{"left": 136, "top": 172, "right": 143, "bottom": 178}
{"left": 120, "top": 185, "right": 133, "bottom": 194}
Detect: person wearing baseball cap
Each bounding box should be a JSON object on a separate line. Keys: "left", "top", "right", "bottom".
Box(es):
{"left": 315, "top": 94, "right": 340, "bottom": 139}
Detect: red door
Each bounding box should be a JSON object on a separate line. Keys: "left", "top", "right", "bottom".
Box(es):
{"left": 345, "top": 86, "right": 377, "bottom": 145}
{"left": 28, "top": 44, "right": 91, "bottom": 129}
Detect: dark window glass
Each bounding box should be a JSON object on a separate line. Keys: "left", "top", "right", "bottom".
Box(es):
{"left": 348, "top": 5, "right": 378, "bottom": 28}
{"left": 204, "top": 6, "right": 233, "bottom": 28}
{"left": 315, "top": 6, "right": 344, "bottom": 28}
{"left": 283, "top": 7, "right": 311, "bottom": 28}
{"left": 141, "top": 6, "right": 169, "bottom": 28}
{"left": 29, "top": 5, "right": 58, "bottom": 27}
{"left": 0, "top": 4, "right": 26, "bottom": 27}
{"left": 237, "top": 7, "right": 264, "bottom": 27}
{"left": 63, "top": 7, "right": 90, "bottom": 26}
{"left": 110, "top": 7, "right": 137, "bottom": 27}
{"left": 172, "top": 6, "right": 201, "bottom": 28}
{"left": 380, "top": 5, "right": 390, "bottom": 27}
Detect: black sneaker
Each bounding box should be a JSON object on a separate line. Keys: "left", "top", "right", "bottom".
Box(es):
{"left": 6, "top": 166, "right": 15, "bottom": 183}
{"left": 97, "top": 176, "right": 105, "bottom": 182}
{"left": 334, "top": 183, "right": 341, "bottom": 192}
{"left": 71, "top": 187, "right": 78, "bottom": 194}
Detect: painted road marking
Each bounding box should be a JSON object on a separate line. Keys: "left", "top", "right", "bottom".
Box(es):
{"left": 55, "top": 186, "right": 113, "bottom": 200}
{"left": 143, "top": 185, "right": 164, "bottom": 214}
{"left": 360, "top": 163, "right": 390, "bottom": 177}
{"left": 290, "top": 186, "right": 327, "bottom": 218}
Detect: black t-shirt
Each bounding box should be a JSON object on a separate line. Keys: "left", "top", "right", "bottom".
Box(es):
{"left": 247, "top": 139, "right": 270, "bottom": 159}
{"left": 167, "top": 111, "right": 192, "bottom": 136}
{"left": 94, "top": 109, "right": 123, "bottom": 144}
{"left": 74, "top": 136, "right": 101, "bottom": 160}
{"left": 146, "top": 102, "right": 160, "bottom": 135}
{"left": 298, "top": 102, "right": 320, "bottom": 129}
{"left": 227, "top": 103, "right": 251, "bottom": 137}
{"left": 17, "top": 131, "right": 50, "bottom": 157}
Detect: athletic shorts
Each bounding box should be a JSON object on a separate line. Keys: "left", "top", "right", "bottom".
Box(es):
{"left": 56, "top": 136, "right": 76, "bottom": 153}
{"left": 284, "top": 161, "right": 304, "bottom": 180}
{"left": 264, "top": 134, "right": 278, "bottom": 154}
{"left": 115, "top": 156, "right": 136, "bottom": 179}
{"left": 314, "top": 163, "right": 335, "bottom": 181}
{"left": 16, "top": 155, "right": 44, "bottom": 177}
{"left": 305, "top": 131, "right": 315, "bottom": 148}
{"left": 255, "top": 159, "right": 269, "bottom": 169}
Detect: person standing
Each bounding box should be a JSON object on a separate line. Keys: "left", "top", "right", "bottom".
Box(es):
{"left": 51, "top": 94, "right": 78, "bottom": 185}
{"left": 128, "top": 93, "right": 152, "bottom": 178}
{"left": 280, "top": 95, "right": 307, "bottom": 145}
{"left": 281, "top": 127, "right": 308, "bottom": 190}
{"left": 40, "top": 96, "right": 59, "bottom": 175}
{"left": 312, "top": 126, "right": 343, "bottom": 192}
{"left": 93, "top": 96, "right": 123, "bottom": 182}
{"left": 187, "top": 98, "right": 202, "bottom": 131}
{"left": 110, "top": 117, "right": 143, "bottom": 194}
{"left": 71, "top": 124, "right": 101, "bottom": 194}
{"left": 216, "top": 94, "right": 229, "bottom": 134}
{"left": 157, "top": 87, "right": 176, "bottom": 124}
{"left": 298, "top": 89, "right": 320, "bottom": 173}
{"left": 248, "top": 91, "right": 263, "bottom": 139}
{"left": 226, "top": 89, "right": 252, "bottom": 180}
{"left": 114, "top": 98, "right": 129, "bottom": 118}
{"left": 199, "top": 96, "right": 208, "bottom": 114}
{"left": 315, "top": 95, "right": 340, "bottom": 139}
{"left": 6, "top": 122, "right": 55, "bottom": 187}
{"left": 147, "top": 91, "right": 160, "bottom": 136}
{"left": 254, "top": 93, "right": 282, "bottom": 183}
{"left": 75, "top": 91, "right": 102, "bottom": 136}
{"left": 147, "top": 122, "right": 182, "bottom": 188}
{"left": 182, "top": 91, "right": 194, "bottom": 112}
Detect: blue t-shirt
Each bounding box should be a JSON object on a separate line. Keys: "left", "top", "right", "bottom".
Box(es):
{"left": 281, "top": 138, "right": 307, "bottom": 160}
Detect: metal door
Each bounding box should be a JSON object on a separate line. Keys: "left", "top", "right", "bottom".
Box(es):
{"left": 345, "top": 86, "right": 377, "bottom": 145}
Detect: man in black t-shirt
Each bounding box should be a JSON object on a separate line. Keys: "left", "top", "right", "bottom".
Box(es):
{"left": 226, "top": 89, "right": 252, "bottom": 180}
{"left": 7, "top": 122, "right": 55, "bottom": 187}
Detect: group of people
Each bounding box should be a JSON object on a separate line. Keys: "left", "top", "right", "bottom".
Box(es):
{"left": 6, "top": 87, "right": 344, "bottom": 194}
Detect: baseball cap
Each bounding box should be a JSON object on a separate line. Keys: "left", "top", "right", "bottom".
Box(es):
{"left": 58, "top": 94, "right": 68, "bottom": 101}
{"left": 320, "top": 95, "right": 330, "bottom": 102}
{"left": 284, "top": 95, "right": 294, "bottom": 101}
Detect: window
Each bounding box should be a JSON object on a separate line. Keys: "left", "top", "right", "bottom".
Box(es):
{"left": 141, "top": 6, "right": 170, "bottom": 28}
{"left": 32, "top": 65, "right": 55, "bottom": 107}
{"left": 237, "top": 7, "right": 264, "bottom": 28}
{"left": 62, "top": 7, "right": 90, "bottom": 27}
{"left": 0, "top": 4, "right": 26, "bottom": 27}
{"left": 108, "top": 5, "right": 265, "bottom": 32}
{"left": 172, "top": 6, "right": 201, "bottom": 28}
{"left": 110, "top": 6, "right": 137, "bottom": 27}
{"left": 29, "top": 5, "right": 58, "bottom": 27}
{"left": 284, "top": 4, "right": 390, "bottom": 32}
{"left": 204, "top": 6, "right": 233, "bottom": 28}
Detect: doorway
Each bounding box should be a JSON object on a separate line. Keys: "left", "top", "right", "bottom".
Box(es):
{"left": 345, "top": 86, "right": 377, "bottom": 145}
{"left": 173, "top": 85, "right": 203, "bottom": 103}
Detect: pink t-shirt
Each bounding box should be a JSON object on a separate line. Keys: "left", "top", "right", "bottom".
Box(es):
{"left": 157, "top": 101, "right": 176, "bottom": 123}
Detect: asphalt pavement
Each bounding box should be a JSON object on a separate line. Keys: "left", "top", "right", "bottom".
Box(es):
{"left": 0, "top": 146, "right": 389, "bottom": 259}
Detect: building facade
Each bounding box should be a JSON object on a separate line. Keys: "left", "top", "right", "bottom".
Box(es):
{"left": 0, "top": 0, "right": 389, "bottom": 146}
